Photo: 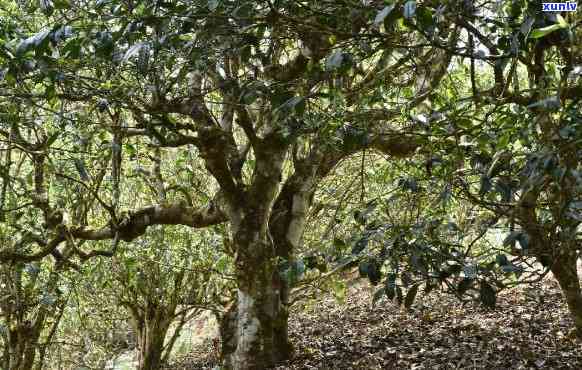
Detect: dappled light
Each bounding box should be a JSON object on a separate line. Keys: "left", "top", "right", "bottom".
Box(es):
{"left": 0, "top": 0, "right": 581, "bottom": 369}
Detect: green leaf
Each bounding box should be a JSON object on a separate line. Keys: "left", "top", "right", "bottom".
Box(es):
{"left": 46, "top": 131, "right": 59, "bottom": 147}
{"left": 40, "top": 0, "right": 54, "bottom": 15}
{"left": 556, "top": 14, "right": 568, "bottom": 28}
{"left": 416, "top": 6, "right": 433, "bottom": 30}
{"left": 351, "top": 235, "right": 369, "bottom": 254}
{"left": 124, "top": 143, "right": 137, "bottom": 157}
{"left": 498, "top": 132, "right": 510, "bottom": 148}
{"left": 529, "top": 24, "right": 563, "bottom": 39}
{"left": 62, "top": 38, "right": 82, "bottom": 59}
{"left": 403, "top": 0, "right": 416, "bottom": 19}
{"left": 526, "top": 96, "right": 560, "bottom": 111}
{"left": 496, "top": 254, "right": 509, "bottom": 266}
{"left": 333, "top": 238, "right": 346, "bottom": 249}
{"left": 214, "top": 255, "right": 230, "bottom": 272}
{"left": 123, "top": 256, "right": 137, "bottom": 270}
{"left": 373, "top": 4, "right": 396, "bottom": 28}
{"left": 208, "top": 0, "right": 219, "bottom": 11}
{"left": 358, "top": 260, "right": 369, "bottom": 277}
{"left": 123, "top": 42, "right": 147, "bottom": 63}
{"left": 16, "top": 30, "right": 50, "bottom": 56}
{"left": 45, "top": 84, "right": 56, "bottom": 101}
{"left": 53, "top": 0, "right": 69, "bottom": 9}
{"left": 74, "top": 158, "right": 90, "bottom": 181}
{"left": 326, "top": 50, "right": 345, "bottom": 71}
{"left": 331, "top": 280, "right": 347, "bottom": 304}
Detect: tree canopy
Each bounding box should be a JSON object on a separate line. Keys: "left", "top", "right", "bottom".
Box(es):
{"left": 0, "top": 0, "right": 580, "bottom": 369}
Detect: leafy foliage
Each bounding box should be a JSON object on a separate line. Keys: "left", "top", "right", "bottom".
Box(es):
{"left": 0, "top": 0, "right": 580, "bottom": 368}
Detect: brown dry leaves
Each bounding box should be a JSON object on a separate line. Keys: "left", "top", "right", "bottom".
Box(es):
{"left": 277, "top": 277, "right": 582, "bottom": 369}
{"left": 173, "top": 276, "right": 582, "bottom": 369}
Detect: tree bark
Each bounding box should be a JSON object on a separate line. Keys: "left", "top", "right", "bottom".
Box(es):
{"left": 224, "top": 243, "right": 289, "bottom": 370}
{"left": 219, "top": 144, "right": 292, "bottom": 369}
{"left": 219, "top": 146, "right": 346, "bottom": 368}
{"left": 132, "top": 309, "right": 171, "bottom": 370}
{"left": 550, "top": 252, "right": 582, "bottom": 337}
{"left": 214, "top": 119, "right": 419, "bottom": 368}
{"left": 272, "top": 277, "right": 292, "bottom": 362}
{"left": 6, "top": 321, "right": 42, "bottom": 370}
{"left": 218, "top": 300, "right": 238, "bottom": 366}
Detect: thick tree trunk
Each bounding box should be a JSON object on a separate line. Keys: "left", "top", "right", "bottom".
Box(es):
{"left": 220, "top": 262, "right": 292, "bottom": 370}
{"left": 217, "top": 144, "right": 298, "bottom": 369}
{"left": 221, "top": 247, "right": 290, "bottom": 370}
{"left": 550, "top": 252, "right": 582, "bottom": 337}
{"left": 223, "top": 243, "right": 286, "bottom": 370}
{"left": 219, "top": 301, "right": 238, "bottom": 363}
{"left": 6, "top": 322, "right": 41, "bottom": 370}
{"left": 134, "top": 312, "right": 171, "bottom": 370}
{"left": 6, "top": 342, "right": 35, "bottom": 370}
{"left": 520, "top": 185, "right": 582, "bottom": 336}
{"left": 220, "top": 204, "right": 299, "bottom": 369}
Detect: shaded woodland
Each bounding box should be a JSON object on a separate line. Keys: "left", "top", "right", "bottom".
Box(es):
{"left": 0, "top": 0, "right": 581, "bottom": 369}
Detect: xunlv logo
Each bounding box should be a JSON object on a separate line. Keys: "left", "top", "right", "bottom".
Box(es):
{"left": 542, "top": 2, "right": 578, "bottom": 11}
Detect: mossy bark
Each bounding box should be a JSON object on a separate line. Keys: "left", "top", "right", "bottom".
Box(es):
{"left": 220, "top": 237, "right": 291, "bottom": 370}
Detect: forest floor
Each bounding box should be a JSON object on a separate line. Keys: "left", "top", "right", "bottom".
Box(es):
{"left": 172, "top": 270, "right": 582, "bottom": 370}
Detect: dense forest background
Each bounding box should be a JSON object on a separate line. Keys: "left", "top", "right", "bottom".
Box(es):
{"left": 0, "top": 0, "right": 581, "bottom": 369}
